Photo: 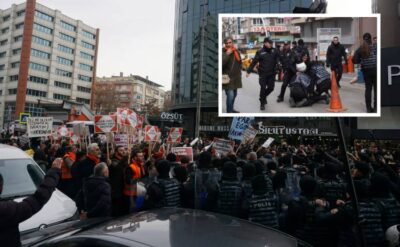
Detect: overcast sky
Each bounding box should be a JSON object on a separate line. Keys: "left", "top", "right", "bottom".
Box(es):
{"left": 0, "top": 0, "right": 176, "bottom": 90}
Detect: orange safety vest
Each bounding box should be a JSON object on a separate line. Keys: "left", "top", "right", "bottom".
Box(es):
{"left": 123, "top": 162, "right": 142, "bottom": 197}
{"left": 61, "top": 152, "right": 76, "bottom": 180}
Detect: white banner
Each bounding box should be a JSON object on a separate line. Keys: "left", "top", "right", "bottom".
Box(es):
{"left": 27, "top": 117, "right": 53, "bottom": 138}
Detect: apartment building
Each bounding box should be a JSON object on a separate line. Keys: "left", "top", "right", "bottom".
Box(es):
{"left": 95, "top": 73, "right": 165, "bottom": 113}
{"left": 0, "top": 0, "right": 99, "bottom": 127}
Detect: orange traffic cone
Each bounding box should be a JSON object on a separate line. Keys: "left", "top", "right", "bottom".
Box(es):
{"left": 327, "top": 71, "right": 347, "bottom": 112}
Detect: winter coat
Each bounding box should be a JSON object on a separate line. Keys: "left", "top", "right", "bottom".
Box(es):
{"left": 353, "top": 43, "right": 377, "bottom": 71}
{"left": 82, "top": 176, "right": 112, "bottom": 218}
{"left": 247, "top": 46, "right": 280, "bottom": 77}
{"left": 217, "top": 179, "right": 244, "bottom": 217}
{"left": 145, "top": 177, "right": 181, "bottom": 209}
{"left": 222, "top": 48, "right": 242, "bottom": 90}
{"left": 109, "top": 157, "right": 125, "bottom": 199}
{"left": 0, "top": 168, "right": 60, "bottom": 247}
{"left": 326, "top": 42, "right": 347, "bottom": 67}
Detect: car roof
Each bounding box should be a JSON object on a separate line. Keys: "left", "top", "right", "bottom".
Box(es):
{"left": 74, "top": 208, "right": 301, "bottom": 247}
{"left": 0, "top": 144, "right": 31, "bottom": 160}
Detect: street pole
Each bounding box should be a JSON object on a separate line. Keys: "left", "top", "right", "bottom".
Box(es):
{"left": 194, "top": 0, "right": 207, "bottom": 139}
{"left": 335, "top": 117, "right": 364, "bottom": 247}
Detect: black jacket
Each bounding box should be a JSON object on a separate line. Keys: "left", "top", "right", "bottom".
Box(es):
{"left": 74, "top": 157, "right": 97, "bottom": 193}
{"left": 280, "top": 48, "right": 297, "bottom": 73}
{"left": 0, "top": 168, "right": 60, "bottom": 247}
{"left": 247, "top": 46, "right": 280, "bottom": 77}
{"left": 326, "top": 42, "right": 347, "bottom": 67}
{"left": 82, "top": 176, "right": 111, "bottom": 218}
{"left": 109, "top": 157, "right": 125, "bottom": 199}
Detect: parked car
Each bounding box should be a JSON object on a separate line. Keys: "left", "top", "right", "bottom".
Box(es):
{"left": 23, "top": 208, "right": 311, "bottom": 247}
{"left": 0, "top": 144, "right": 77, "bottom": 234}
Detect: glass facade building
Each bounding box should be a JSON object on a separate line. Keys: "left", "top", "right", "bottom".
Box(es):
{"left": 171, "top": 0, "right": 314, "bottom": 137}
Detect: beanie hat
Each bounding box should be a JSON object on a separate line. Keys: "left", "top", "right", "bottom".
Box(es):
{"left": 156, "top": 159, "right": 171, "bottom": 177}
{"left": 263, "top": 37, "right": 273, "bottom": 44}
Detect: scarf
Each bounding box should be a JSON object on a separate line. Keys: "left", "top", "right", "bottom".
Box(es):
{"left": 225, "top": 47, "right": 241, "bottom": 62}
{"left": 87, "top": 153, "right": 100, "bottom": 165}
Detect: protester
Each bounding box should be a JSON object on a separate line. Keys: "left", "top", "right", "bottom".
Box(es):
{"left": 58, "top": 145, "right": 77, "bottom": 199}
{"left": 353, "top": 32, "right": 377, "bottom": 113}
{"left": 326, "top": 36, "right": 347, "bottom": 88}
{"left": 123, "top": 149, "right": 145, "bottom": 213}
{"left": 277, "top": 41, "right": 297, "bottom": 103}
{"left": 246, "top": 37, "right": 280, "bottom": 110}
{"left": 0, "top": 158, "right": 63, "bottom": 247}
{"left": 109, "top": 146, "right": 127, "bottom": 217}
{"left": 222, "top": 37, "right": 242, "bottom": 113}
{"left": 80, "top": 162, "right": 111, "bottom": 219}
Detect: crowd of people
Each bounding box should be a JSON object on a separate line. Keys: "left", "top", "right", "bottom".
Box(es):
{"left": 2, "top": 131, "right": 400, "bottom": 246}
{"left": 222, "top": 33, "right": 377, "bottom": 113}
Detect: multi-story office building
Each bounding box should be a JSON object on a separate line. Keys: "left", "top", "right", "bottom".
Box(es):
{"left": 0, "top": 0, "right": 99, "bottom": 127}
{"left": 95, "top": 73, "right": 165, "bottom": 113}
{"left": 171, "top": 0, "right": 317, "bottom": 137}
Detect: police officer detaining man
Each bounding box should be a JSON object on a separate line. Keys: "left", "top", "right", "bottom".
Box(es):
{"left": 246, "top": 37, "right": 280, "bottom": 111}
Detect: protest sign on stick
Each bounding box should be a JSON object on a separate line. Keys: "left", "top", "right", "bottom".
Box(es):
{"left": 94, "top": 115, "right": 118, "bottom": 133}
{"left": 167, "top": 128, "right": 183, "bottom": 143}
{"left": 27, "top": 117, "right": 53, "bottom": 138}
{"left": 228, "top": 117, "right": 254, "bottom": 141}
{"left": 213, "top": 138, "right": 235, "bottom": 155}
{"left": 171, "top": 147, "right": 194, "bottom": 162}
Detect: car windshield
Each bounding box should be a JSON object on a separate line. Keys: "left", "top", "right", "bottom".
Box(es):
{"left": 0, "top": 159, "right": 44, "bottom": 199}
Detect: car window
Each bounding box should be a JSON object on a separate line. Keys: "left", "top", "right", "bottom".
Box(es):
{"left": 0, "top": 159, "right": 44, "bottom": 199}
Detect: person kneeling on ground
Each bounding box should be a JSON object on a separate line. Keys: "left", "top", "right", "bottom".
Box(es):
{"left": 302, "top": 61, "right": 330, "bottom": 106}
{"left": 288, "top": 62, "right": 312, "bottom": 107}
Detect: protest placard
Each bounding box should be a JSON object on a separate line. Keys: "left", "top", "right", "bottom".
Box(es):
{"left": 27, "top": 117, "right": 53, "bottom": 138}
{"left": 144, "top": 125, "right": 160, "bottom": 142}
{"left": 167, "top": 127, "right": 183, "bottom": 143}
{"left": 95, "top": 115, "right": 118, "bottom": 133}
{"left": 262, "top": 137, "right": 275, "bottom": 148}
{"left": 171, "top": 147, "right": 193, "bottom": 162}
{"left": 228, "top": 117, "right": 254, "bottom": 140}
{"left": 57, "top": 125, "right": 69, "bottom": 137}
{"left": 114, "top": 133, "right": 129, "bottom": 148}
{"left": 243, "top": 127, "right": 258, "bottom": 144}
{"left": 213, "top": 138, "right": 235, "bottom": 155}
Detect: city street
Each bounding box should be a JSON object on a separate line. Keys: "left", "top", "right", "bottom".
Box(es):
{"left": 222, "top": 71, "right": 367, "bottom": 114}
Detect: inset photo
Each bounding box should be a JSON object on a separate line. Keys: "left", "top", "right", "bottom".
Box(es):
{"left": 218, "top": 14, "right": 380, "bottom": 117}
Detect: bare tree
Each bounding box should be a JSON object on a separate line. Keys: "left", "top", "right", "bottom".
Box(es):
{"left": 93, "top": 83, "right": 122, "bottom": 114}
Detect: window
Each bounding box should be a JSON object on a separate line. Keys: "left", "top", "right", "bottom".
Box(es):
{"left": 54, "top": 81, "right": 71, "bottom": 89}
{"left": 10, "top": 75, "right": 19, "bottom": 81}
{"left": 12, "top": 48, "right": 21, "bottom": 55}
{"left": 81, "top": 41, "right": 95, "bottom": 50}
{"left": 35, "top": 10, "right": 54, "bottom": 22}
{"left": 2, "top": 27, "right": 9, "bottom": 34}
{"left": 76, "top": 97, "right": 90, "bottom": 104}
{"left": 57, "top": 56, "right": 73, "bottom": 66}
{"left": 17, "top": 10, "right": 25, "bottom": 17}
{"left": 14, "top": 36, "right": 23, "bottom": 42}
{"left": 32, "top": 36, "right": 51, "bottom": 47}
{"left": 15, "top": 22, "right": 24, "bottom": 29}
{"left": 59, "top": 32, "right": 75, "bottom": 43}
{"left": 0, "top": 90, "right": 2, "bottom": 95}
{"left": 53, "top": 93, "right": 70, "bottom": 100}
{"left": 29, "top": 62, "right": 49, "bottom": 72}
{"left": 0, "top": 64, "right": 5, "bottom": 70}
{"left": 79, "top": 63, "right": 92, "bottom": 71}
{"left": 31, "top": 49, "right": 50, "bottom": 59}
{"left": 55, "top": 68, "right": 72, "bottom": 77}
{"left": 0, "top": 39, "right": 8, "bottom": 45}
{"left": 0, "top": 52, "right": 6, "bottom": 58}
{"left": 26, "top": 88, "right": 47, "bottom": 97}
{"left": 80, "top": 51, "right": 94, "bottom": 60}
{"left": 8, "top": 88, "right": 17, "bottom": 95}
{"left": 60, "top": 21, "right": 76, "bottom": 32}
{"left": 33, "top": 23, "right": 53, "bottom": 35}
{"left": 11, "top": 62, "right": 20, "bottom": 68}
{"left": 82, "top": 30, "right": 95, "bottom": 39}
{"left": 78, "top": 74, "right": 92, "bottom": 82}
{"left": 29, "top": 75, "right": 48, "bottom": 84}
{"left": 77, "top": 86, "right": 91, "bottom": 93}
{"left": 3, "top": 15, "right": 10, "bottom": 22}
{"left": 0, "top": 77, "right": 4, "bottom": 83}
{"left": 58, "top": 44, "right": 74, "bottom": 54}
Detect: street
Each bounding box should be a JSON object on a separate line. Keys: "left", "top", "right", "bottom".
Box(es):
{"left": 222, "top": 71, "right": 367, "bottom": 114}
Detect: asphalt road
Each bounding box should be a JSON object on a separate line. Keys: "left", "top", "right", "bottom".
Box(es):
{"left": 221, "top": 70, "right": 369, "bottom": 114}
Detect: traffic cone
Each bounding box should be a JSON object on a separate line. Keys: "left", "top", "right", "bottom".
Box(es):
{"left": 327, "top": 71, "right": 347, "bottom": 112}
